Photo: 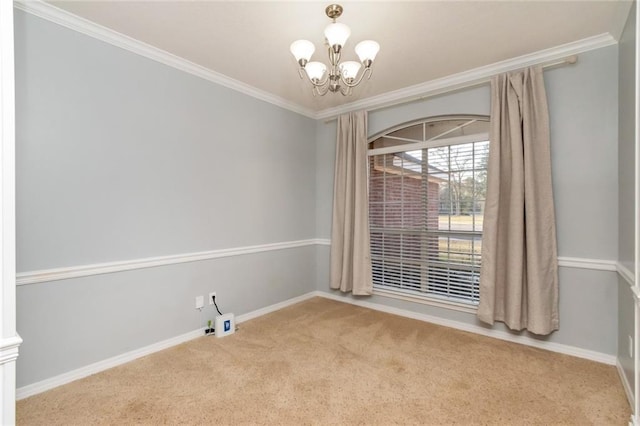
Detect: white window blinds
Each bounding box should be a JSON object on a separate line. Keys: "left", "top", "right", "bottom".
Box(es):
{"left": 368, "top": 118, "right": 489, "bottom": 305}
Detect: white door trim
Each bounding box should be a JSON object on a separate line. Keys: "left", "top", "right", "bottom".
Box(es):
{"left": 0, "top": 0, "right": 19, "bottom": 423}
{"left": 633, "top": 1, "right": 640, "bottom": 423}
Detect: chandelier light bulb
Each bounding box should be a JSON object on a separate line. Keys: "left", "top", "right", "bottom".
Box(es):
{"left": 304, "top": 61, "right": 327, "bottom": 81}
{"left": 290, "top": 40, "right": 315, "bottom": 63}
{"left": 324, "top": 22, "right": 351, "bottom": 48}
{"left": 355, "top": 40, "right": 380, "bottom": 64}
{"left": 339, "top": 61, "right": 362, "bottom": 80}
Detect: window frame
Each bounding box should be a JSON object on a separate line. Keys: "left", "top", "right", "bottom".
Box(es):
{"left": 367, "top": 115, "right": 490, "bottom": 313}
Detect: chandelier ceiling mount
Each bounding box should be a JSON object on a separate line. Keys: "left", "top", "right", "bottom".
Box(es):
{"left": 324, "top": 4, "right": 343, "bottom": 20}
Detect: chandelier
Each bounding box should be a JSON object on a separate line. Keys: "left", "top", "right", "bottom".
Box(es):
{"left": 290, "top": 4, "right": 380, "bottom": 96}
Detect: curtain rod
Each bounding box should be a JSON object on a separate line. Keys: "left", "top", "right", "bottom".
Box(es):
{"left": 323, "top": 55, "right": 578, "bottom": 124}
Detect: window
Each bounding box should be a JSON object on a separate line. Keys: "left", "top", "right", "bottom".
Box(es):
{"left": 368, "top": 116, "right": 489, "bottom": 306}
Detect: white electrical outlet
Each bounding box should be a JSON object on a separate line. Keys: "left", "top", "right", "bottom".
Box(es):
{"left": 629, "top": 335, "right": 634, "bottom": 358}
{"left": 209, "top": 292, "right": 217, "bottom": 305}
{"left": 195, "top": 295, "right": 204, "bottom": 310}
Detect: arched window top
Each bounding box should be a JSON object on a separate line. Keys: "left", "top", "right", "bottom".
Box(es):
{"left": 369, "top": 115, "right": 489, "bottom": 152}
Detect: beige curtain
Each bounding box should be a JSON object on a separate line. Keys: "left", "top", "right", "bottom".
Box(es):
{"left": 329, "top": 111, "right": 373, "bottom": 295}
{"left": 478, "top": 66, "right": 559, "bottom": 335}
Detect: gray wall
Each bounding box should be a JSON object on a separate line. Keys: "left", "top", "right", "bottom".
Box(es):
{"left": 15, "top": 5, "right": 629, "bottom": 390}
{"left": 316, "top": 46, "right": 620, "bottom": 355}
{"left": 15, "top": 10, "right": 316, "bottom": 387}
{"left": 618, "top": 1, "right": 637, "bottom": 395}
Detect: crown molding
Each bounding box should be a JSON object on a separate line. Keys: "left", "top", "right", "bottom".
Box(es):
{"left": 12, "top": 1, "right": 620, "bottom": 122}
{"left": 315, "top": 33, "right": 618, "bottom": 120}
{"left": 13, "top": 0, "right": 317, "bottom": 119}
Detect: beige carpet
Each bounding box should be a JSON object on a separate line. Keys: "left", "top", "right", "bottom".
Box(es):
{"left": 18, "top": 297, "right": 630, "bottom": 425}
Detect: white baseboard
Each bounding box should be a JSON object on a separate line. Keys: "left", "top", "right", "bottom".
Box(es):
{"left": 16, "top": 289, "right": 618, "bottom": 400}
{"left": 235, "top": 292, "right": 317, "bottom": 323}
{"left": 313, "top": 291, "right": 617, "bottom": 365}
{"left": 617, "top": 358, "right": 635, "bottom": 409}
{"left": 16, "top": 292, "right": 317, "bottom": 400}
{"left": 16, "top": 328, "right": 204, "bottom": 400}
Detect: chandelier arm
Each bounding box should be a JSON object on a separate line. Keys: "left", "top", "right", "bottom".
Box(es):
{"left": 339, "top": 85, "right": 353, "bottom": 96}
{"left": 300, "top": 67, "right": 331, "bottom": 88}
{"left": 315, "top": 84, "right": 331, "bottom": 96}
{"left": 340, "top": 66, "right": 373, "bottom": 88}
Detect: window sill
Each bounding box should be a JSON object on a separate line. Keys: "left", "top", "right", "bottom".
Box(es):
{"left": 372, "top": 287, "right": 479, "bottom": 314}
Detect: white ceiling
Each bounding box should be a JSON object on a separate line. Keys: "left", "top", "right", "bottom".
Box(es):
{"left": 45, "top": 1, "right": 632, "bottom": 114}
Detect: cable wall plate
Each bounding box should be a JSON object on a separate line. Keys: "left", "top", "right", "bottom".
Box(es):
{"left": 215, "top": 313, "right": 235, "bottom": 338}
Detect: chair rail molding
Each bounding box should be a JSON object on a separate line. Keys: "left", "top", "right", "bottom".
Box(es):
{"left": 318, "top": 238, "right": 619, "bottom": 273}
{"left": 617, "top": 262, "right": 636, "bottom": 287}
{"left": 0, "top": 336, "right": 22, "bottom": 365}
{"left": 19, "top": 238, "right": 624, "bottom": 286}
{"left": 17, "top": 239, "right": 323, "bottom": 285}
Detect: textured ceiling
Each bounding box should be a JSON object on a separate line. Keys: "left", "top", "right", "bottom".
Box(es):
{"left": 47, "top": 1, "right": 632, "bottom": 113}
